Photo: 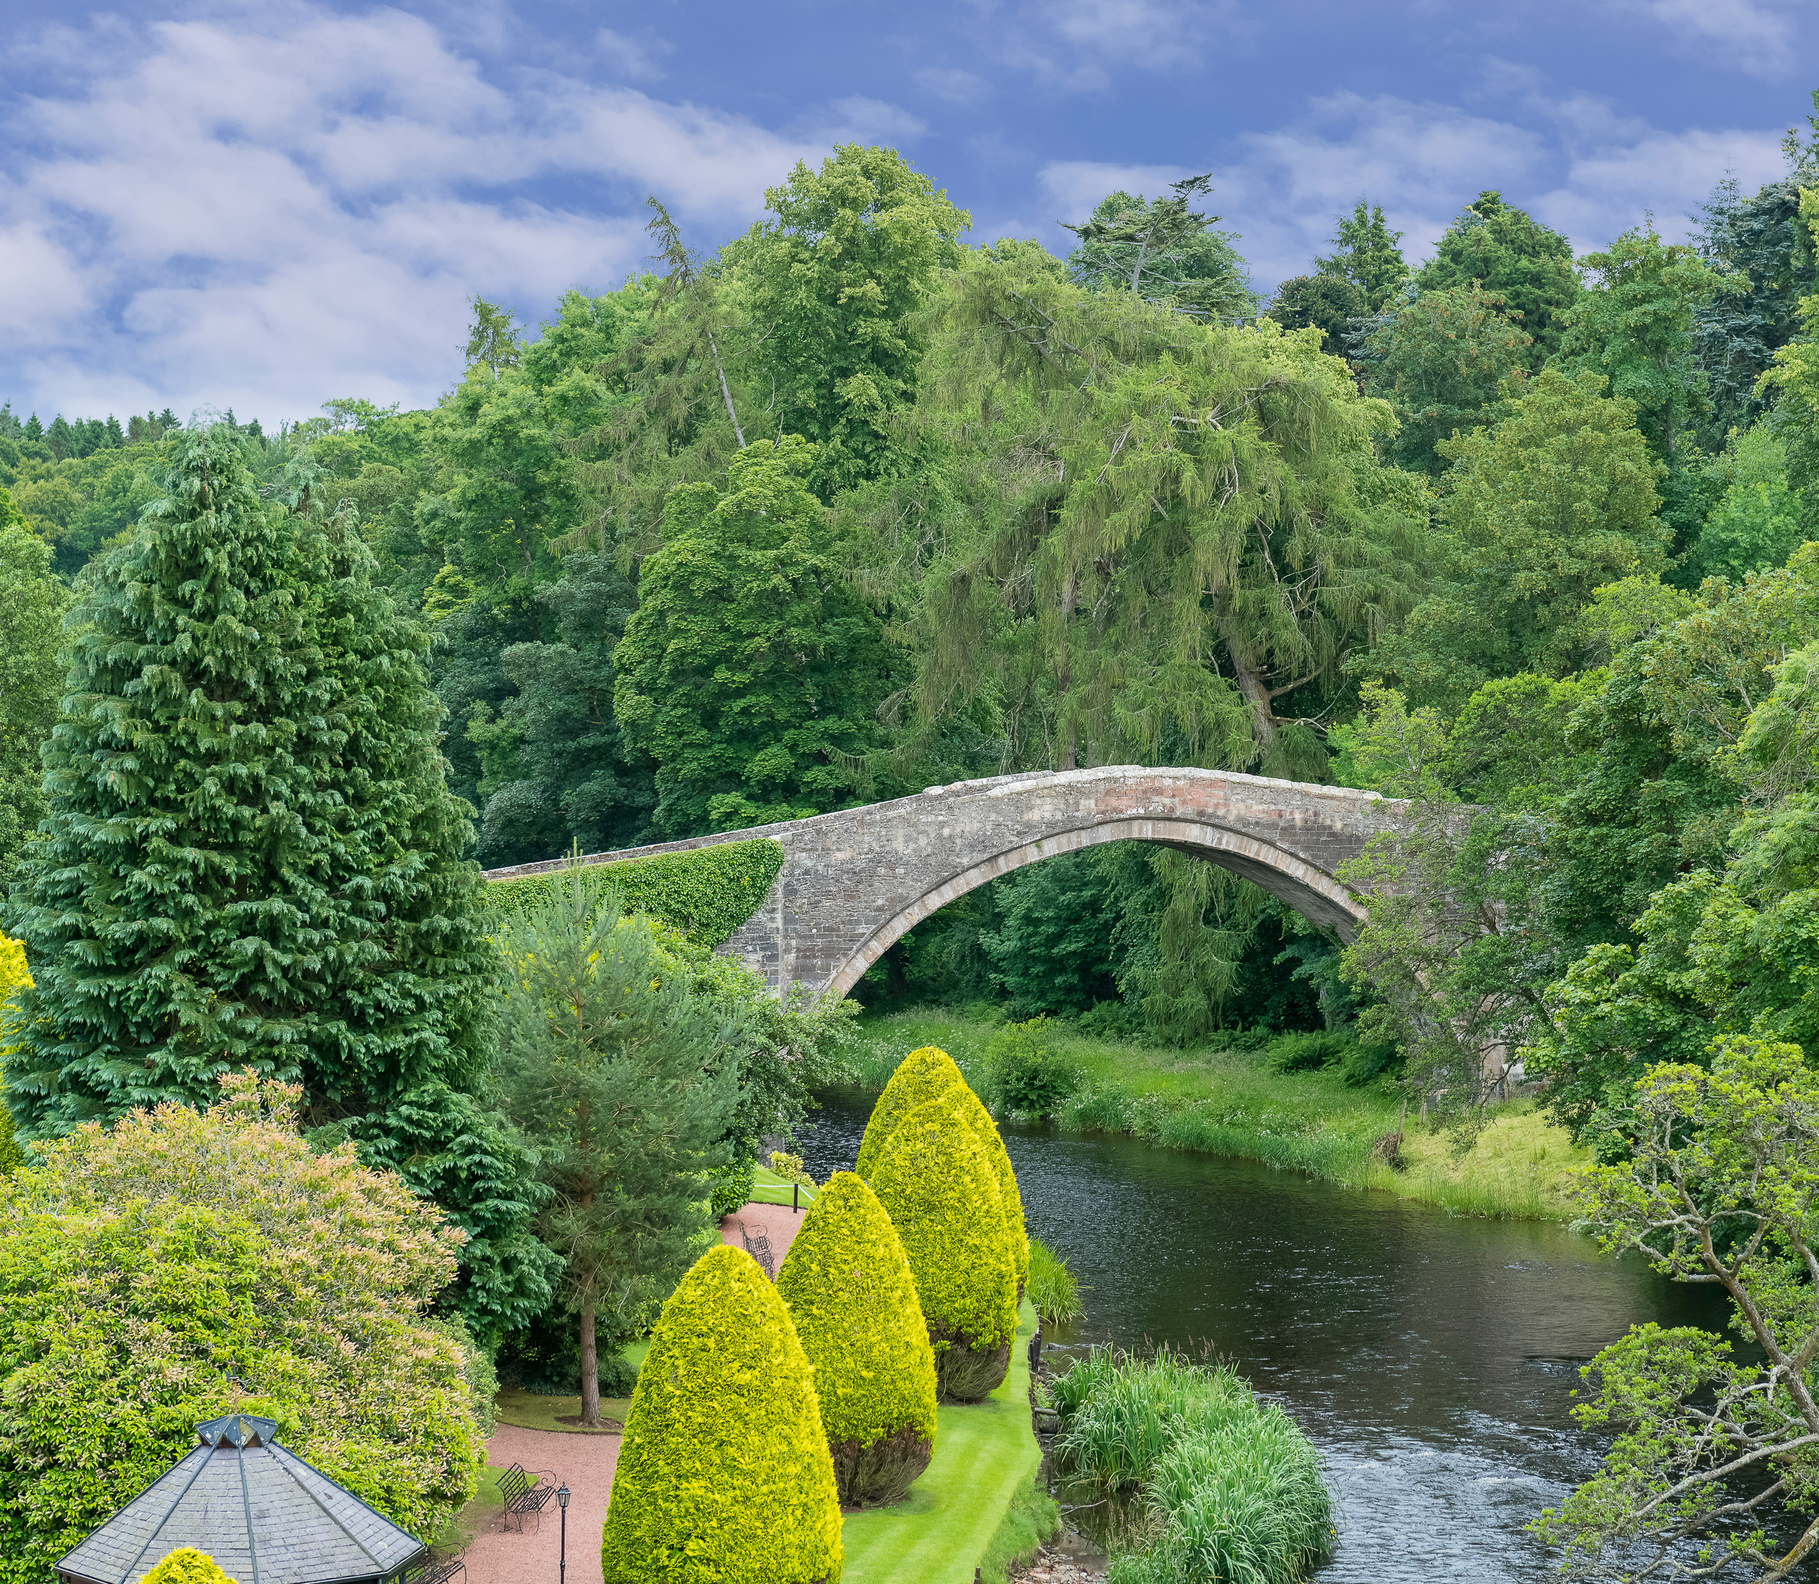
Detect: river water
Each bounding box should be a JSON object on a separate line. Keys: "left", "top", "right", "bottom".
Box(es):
{"left": 797, "top": 1088, "right": 1730, "bottom": 1582}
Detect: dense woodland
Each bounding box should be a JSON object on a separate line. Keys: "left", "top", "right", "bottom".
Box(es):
{"left": 3, "top": 110, "right": 1818, "bottom": 1107}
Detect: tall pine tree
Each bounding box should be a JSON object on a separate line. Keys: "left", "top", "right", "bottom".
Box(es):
{"left": 3, "top": 425, "right": 554, "bottom": 1338}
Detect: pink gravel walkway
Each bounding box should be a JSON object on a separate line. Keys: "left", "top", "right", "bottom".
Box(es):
{"left": 719, "top": 1199, "right": 808, "bottom": 1275}
{"left": 467, "top": 1425, "right": 618, "bottom": 1584}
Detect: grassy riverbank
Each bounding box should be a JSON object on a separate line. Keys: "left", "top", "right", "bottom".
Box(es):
{"left": 845, "top": 1009, "right": 1588, "bottom": 1219}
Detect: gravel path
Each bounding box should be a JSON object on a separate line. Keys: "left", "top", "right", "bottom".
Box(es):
{"left": 466, "top": 1425, "right": 618, "bottom": 1584}
{"left": 719, "top": 1200, "right": 808, "bottom": 1274}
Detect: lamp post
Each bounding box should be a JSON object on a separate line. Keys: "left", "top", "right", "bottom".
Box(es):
{"left": 555, "top": 1483, "right": 570, "bottom": 1584}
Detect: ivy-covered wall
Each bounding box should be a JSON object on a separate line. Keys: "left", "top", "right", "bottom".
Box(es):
{"left": 485, "top": 839, "right": 785, "bottom": 948}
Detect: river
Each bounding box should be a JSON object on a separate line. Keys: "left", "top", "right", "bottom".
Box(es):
{"left": 797, "top": 1088, "right": 1732, "bottom": 1582}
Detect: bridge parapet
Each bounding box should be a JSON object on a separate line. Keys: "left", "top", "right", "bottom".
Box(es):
{"left": 484, "top": 766, "right": 1407, "bottom": 996}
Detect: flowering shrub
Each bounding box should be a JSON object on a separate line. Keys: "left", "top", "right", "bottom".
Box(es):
{"left": 0, "top": 1073, "right": 485, "bottom": 1583}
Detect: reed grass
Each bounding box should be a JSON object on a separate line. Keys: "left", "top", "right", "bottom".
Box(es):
{"left": 1051, "top": 1348, "right": 1333, "bottom": 1584}
{"left": 1027, "top": 1237, "right": 1084, "bottom": 1326}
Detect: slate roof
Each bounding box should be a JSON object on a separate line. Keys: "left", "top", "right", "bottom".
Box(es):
{"left": 57, "top": 1415, "right": 428, "bottom": 1584}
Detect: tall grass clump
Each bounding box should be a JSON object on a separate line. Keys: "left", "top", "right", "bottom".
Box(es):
{"left": 1027, "top": 1238, "right": 1083, "bottom": 1327}
{"left": 1051, "top": 1348, "right": 1333, "bottom": 1584}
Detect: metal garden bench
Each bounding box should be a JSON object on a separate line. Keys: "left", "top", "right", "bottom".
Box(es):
{"left": 406, "top": 1547, "right": 467, "bottom": 1584}
{"left": 499, "top": 1462, "right": 559, "bottom": 1532}
{"left": 737, "top": 1219, "right": 775, "bottom": 1279}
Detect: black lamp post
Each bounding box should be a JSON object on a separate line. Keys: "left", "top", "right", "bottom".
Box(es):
{"left": 556, "top": 1482, "right": 571, "bottom": 1584}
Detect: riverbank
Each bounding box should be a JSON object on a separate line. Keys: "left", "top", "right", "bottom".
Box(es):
{"left": 843, "top": 1009, "right": 1588, "bottom": 1219}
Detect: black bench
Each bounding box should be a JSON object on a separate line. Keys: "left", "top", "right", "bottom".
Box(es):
{"left": 737, "top": 1219, "right": 775, "bottom": 1279}
{"left": 499, "top": 1463, "right": 558, "bottom": 1533}
{"left": 407, "top": 1548, "right": 466, "bottom": 1584}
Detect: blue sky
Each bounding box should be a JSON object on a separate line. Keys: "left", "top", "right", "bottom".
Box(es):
{"left": 2, "top": 0, "right": 1814, "bottom": 426}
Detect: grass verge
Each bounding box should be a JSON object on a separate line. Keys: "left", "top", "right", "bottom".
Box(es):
{"left": 433, "top": 1464, "right": 512, "bottom": 1550}
{"left": 748, "top": 1161, "right": 819, "bottom": 1207}
{"left": 842, "top": 1298, "right": 1044, "bottom": 1584}
{"left": 846, "top": 1008, "right": 1587, "bottom": 1219}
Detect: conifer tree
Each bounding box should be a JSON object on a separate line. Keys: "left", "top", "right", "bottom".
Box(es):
{"left": 777, "top": 1172, "right": 937, "bottom": 1506}
{"left": 603, "top": 1242, "right": 842, "bottom": 1583}
{"left": 3, "top": 425, "right": 550, "bottom": 1337}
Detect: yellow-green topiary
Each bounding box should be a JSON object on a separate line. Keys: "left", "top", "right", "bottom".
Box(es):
{"left": 602, "top": 1242, "right": 842, "bottom": 1584}
{"left": 777, "top": 1172, "right": 938, "bottom": 1506}
{"left": 856, "top": 1045, "right": 1030, "bottom": 1297}
{"left": 949, "top": 1083, "right": 1030, "bottom": 1298}
{"left": 869, "top": 1098, "right": 1018, "bottom": 1402}
{"left": 853, "top": 1045, "right": 965, "bottom": 1180}
{"left": 0, "top": 932, "right": 27, "bottom": 1177}
{"left": 143, "top": 1551, "right": 237, "bottom": 1584}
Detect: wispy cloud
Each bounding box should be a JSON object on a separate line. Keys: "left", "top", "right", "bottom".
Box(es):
{"left": 0, "top": 5, "right": 917, "bottom": 420}
{"left": 1618, "top": 0, "right": 1798, "bottom": 78}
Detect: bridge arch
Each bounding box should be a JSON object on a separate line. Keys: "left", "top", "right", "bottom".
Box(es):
{"left": 825, "top": 814, "right": 1367, "bottom": 998}
{"left": 485, "top": 767, "right": 1405, "bottom": 996}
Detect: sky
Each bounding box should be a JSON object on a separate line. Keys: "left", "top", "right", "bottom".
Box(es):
{"left": 2, "top": 0, "right": 1815, "bottom": 427}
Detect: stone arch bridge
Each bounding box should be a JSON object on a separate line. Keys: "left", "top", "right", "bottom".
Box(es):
{"left": 484, "top": 767, "right": 1408, "bottom": 998}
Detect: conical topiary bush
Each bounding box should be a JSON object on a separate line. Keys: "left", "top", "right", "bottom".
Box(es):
{"left": 869, "top": 1098, "right": 1018, "bottom": 1402}
{"left": 949, "top": 1083, "right": 1031, "bottom": 1299}
{"left": 777, "top": 1171, "right": 938, "bottom": 1506}
{"left": 854, "top": 1045, "right": 965, "bottom": 1180}
{"left": 856, "top": 1045, "right": 1030, "bottom": 1299}
{"left": 601, "top": 1243, "right": 842, "bottom": 1584}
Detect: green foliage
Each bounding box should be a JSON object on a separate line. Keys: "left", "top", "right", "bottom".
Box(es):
{"left": 142, "top": 1551, "right": 236, "bottom": 1584}
{"left": 1025, "top": 1238, "right": 1083, "bottom": 1327}
{"left": 0, "top": 1075, "right": 484, "bottom": 1582}
{"left": 856, "top": 246, "right": 1422, "bottom": 776}
{"left": 1361, "top": 283, "right": 1533, "bottom": 476}
{"left": 601, "top": 1242, "right": 843, "bottom": 1584}
{"left": 776, "top": 1171, "right": 937, "bottom": 1505}
{"left": 2, "top": 426, "right": 546, "bottom": 1339}
{"left": 869, "top": 1097, "right": 1018, "bottom": 1399}
{"left": 736, "top": 144, "right": 969, "bottom": 498}
{"left": 613, "top": 438, "right": 896, "bottom": 835}
{"left": 494, "top": 865, "right": 742, "bottom": 1425}
{"left": 854, "top": 1043, "right": 967, "bottom": 1180}
{"left": 708, "top": 1153, "right": 758, "bottom": 1218}
{"left": 486, "top": 838, "right": 785, "bottom": 946}
{"left": 1370, "top": 370, "right": 1669, "bottom": 709}
{"left": 984, "top": 1017, "right": 1078, "bottom": 1116}
{"left": 1531, "top": 1038, "right": 1819, "bottom": 1576}
{"left": 0, "top": 514, "right": 71, "bottom": 888}
{"left": 1265, "top": 274, "right": 1367, "bottom": 353}
{"left": 1062, "top": 176, "right": 1259, "bottom": 322}
{"left": 1415, "top": 190, "right": 1581, "bottom": 366}
{"left": 1314, "top": 199, "right": 1410, "bottom": 314}
{"left": 1690, "top": 425, "right": 1805, "bottom": 583}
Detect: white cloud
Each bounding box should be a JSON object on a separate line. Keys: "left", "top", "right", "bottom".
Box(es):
{"left": 966, "top": 0, "right": 1232, "bottom": 92}
{"left": 1620, "top": 0, "right": 1797, "bottom": 77}
{"left": 593, "top": 26, "right": 672, "bottom": 82}
{"left": 0, "top": 4, "right": 913, "bottom": 422}
{"left": 1044, "top": 90, "right": 1792, "bottom": 296}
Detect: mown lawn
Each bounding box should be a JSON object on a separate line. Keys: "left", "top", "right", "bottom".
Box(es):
{"left": 842, "top": 1298, "right": 1047, "bottom": 1584}
{"left": 846, "top": 1008, "right": 1589, "bottom": 1219}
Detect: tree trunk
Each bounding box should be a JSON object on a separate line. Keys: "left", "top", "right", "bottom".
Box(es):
{"left": 1218, "top": 616, "right": 1279, "bottom": 756}
{"left": 1057, "top": 571, "right": 1079, "bottom": 771}
{"left": 579, "top": 1304, "right": 601, "bottom": 1428}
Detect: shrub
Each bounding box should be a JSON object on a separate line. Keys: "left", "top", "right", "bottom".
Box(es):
{"left": 949, "top": 1081, "right": 1031, "bottom": 1297}
{"left": 1052, "top": 1348, "right": 1332, "bottom": 1584}
{"left": 709, "top": 1154, "right": 758, "bottom": 1217}
{"left": 143, "top": 1553, "right": 236, "bottom": 1584}
{"left": 985, "top": 1016, "right": 1079, "bottom": 1116}
{"left": 602, "top": 1243, "right": 841, "bottom": 1584}
{"left": 869, "top": 1098, "right": 1017, "bottom": 1402}
{"left": 1027, "top": 1238, "right": 1083, "bottom": 1327}
{"left": 1263, "top": 1030, "right": 1350, "bottom": 1073}
{"left": 486, "top": 838, "right": 785, "bottom": 948}
{"left": 0, "top": 1074, "right": 485, "bottom": 1582}
{"left": 777, "top": 1172, "right": 937, "bottom": 1506}
{"left": 0, "top": 933, "right": 28, "bottom": 1178}
{"left": 853, "top": 1044, "right": 966, "bottom": 1180}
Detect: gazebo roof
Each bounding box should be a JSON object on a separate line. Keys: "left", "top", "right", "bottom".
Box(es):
{"left": 57, "top": 1414, "right": 428, "bottom": 1584}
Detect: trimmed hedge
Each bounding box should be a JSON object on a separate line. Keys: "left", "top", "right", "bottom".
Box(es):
{"left": 143, "top": 1553, "right": 236, "bottom": 1584}
{"left": 0, "top": 933, "right": 28, "bottom": 1177}
{"left": 870, "top": 1098, "right": 1018, "bottom": 1403}
{"left": 487, "top": 839, "right": 784, "bottom": 947}
{"left": 602, "top": 1242, "right": 842, "bottom": 1584}
{"left": 854, "top": 1045, "right": 966, "bottom": 1180}
{"left": 856, "top": 1046, "right": 1029, "bottom": 1297}
{"left": 777, "top": 1172, "right": 938, "bottom": 1507}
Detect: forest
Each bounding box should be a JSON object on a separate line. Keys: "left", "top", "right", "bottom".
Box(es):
{"left": 3, "top": 106, "right": 1818, "bottom": 1134}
